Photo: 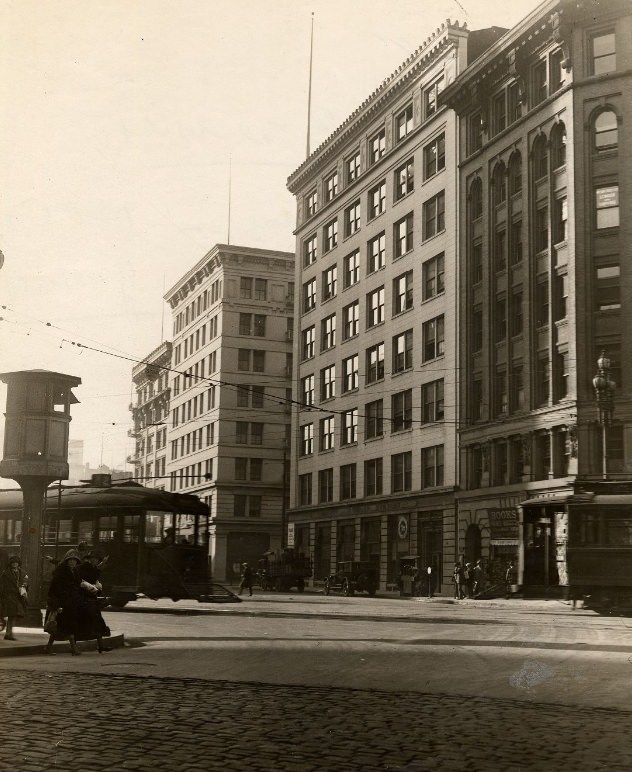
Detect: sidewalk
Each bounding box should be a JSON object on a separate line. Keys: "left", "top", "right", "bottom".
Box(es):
{"left": 0, "top": 627, "right": 125, "bottom": 658}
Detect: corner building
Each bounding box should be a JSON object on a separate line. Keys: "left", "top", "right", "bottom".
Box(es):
{"left": 164, "top": 244, "right": 295, "bottom": 583}
{"left": 442, "top": 0, "right": 632, "bottom": 590}
{"left": 287, "top": 22, "right": 504, "bottom": 593}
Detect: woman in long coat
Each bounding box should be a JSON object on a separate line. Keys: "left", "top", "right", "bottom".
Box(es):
{"left": 79, "top": 551, "right": 111, "bottom": 647}
{"left": 47, "top": 548, "right": 100, "bottom": 654}
{"left": 0, "top": 555, "right": 28, "bottom": 640}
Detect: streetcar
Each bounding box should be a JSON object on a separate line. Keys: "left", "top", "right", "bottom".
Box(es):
{"left": 0, "top": 475, "right": 239, "bottom": 607}
{"left": 521, "top": 481, "right": 632, "bottom": 613}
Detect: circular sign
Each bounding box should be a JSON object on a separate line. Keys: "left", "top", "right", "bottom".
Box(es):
{"left": 397, "top": 515, "right": 409, "bottom": 539}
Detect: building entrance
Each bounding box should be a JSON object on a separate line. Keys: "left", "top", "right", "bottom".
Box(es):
{"left": 522, "top": 511, "right": 559, "bottom": 589}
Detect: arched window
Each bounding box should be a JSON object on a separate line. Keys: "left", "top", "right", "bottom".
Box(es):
{"left": 551, "top": 122, "right": 566, "bottom": 169}
{"left": 508, "top": 152, "right": 522, "bottom": 195}
{"left": 533, "top": 135, "right": 548, "bottom": 180}
{"left": 470, "top": 178, "right": 483, "bottom": 220}
{"left": 492, "top": 163, "right": 506, "bottom": 205}
{"left": 594, "top": 110, "right": 618, "bottom": 151}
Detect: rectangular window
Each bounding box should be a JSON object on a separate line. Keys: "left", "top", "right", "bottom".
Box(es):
{"left": 423, "top": 133, "right": 445, "bottom": 179}
{"left": 424, "top": 77, "right": 444, "bottom": 119}
{"left": 364, "top": 458, "right": 383, "bottom": 496}
{"left": 508, "top": 82, "right": 522, "bottom": 124}
{"left": 423, "top": 191, "right": 445, "bottom": 240}
{"left": 299, "top": 473, "right": 312, "bottom": 506}
{"left": 422, "top": 253, "right": 444, "bottom": 300}
{"left": 469, "top": 111, "right": 483, "bottom": 153}
{"left": 368, "top": 233, "right": 386, "bottom": 273}
{"left": 369, "top": 181, "right": 386, "bottom": 220}
{"left": 302, "top": 278, "right": 316, "bottom": 313}
{"left": 494, "top": 229, "right": 506, "bottom": 272}
{"left": 510, "top": 220, "right": 523, "bottom": 264}
{"left": 305, "top": 189, "right": 317, "bottom": 217}
{"left": 346, "top": 151, "right": 360, "bottom": 184}
{"left": 324, "top": 219, "right": 338, "bottom": 252}
{"left": 554, "top": 274, "right": 568, "bottom": 321}
{"left": 341, "top": 409, "right": 358, "bottom": 446}
{"left": 365, "top": 399, "right": 383, "bottom": 439}
{"left": 510, "top": 291, "right": 523, "bottom": 336}
{"left": 394, "top": 213, "right": 413, "bottom": 258}
{"left": 366, "top": 286, "right": 385, "bottom": 327}
{"left": 394, "top": 159, "right": 414, "bottom": 200}
{"left": 392, "top": 329, "right": 413, "bottom": 373}
{"left": 554, "top": 197, "right": 568, "bottom": 243}
{"left": 252, "top": 351, "right": 265, "bottom": 373}
{"left": 532, "top": 60, "right": 547, "bottom": 106}
{"left": 251, "top": 385, "right": 264, "bottom": 408}
{"left": 303, "top": 234, "right": 318, "bottom": 266}
{"left": 320, "top": 364, "right": 336, "bottom": 401}
{"left": 325, "top": 170, "right": 339, "bottom": 202}
{"left": 596, "top": 264, "right": 621, "bottom": 311}
{"left": 495, "top": 297, "right": 507, "bottom": 342}
{"left": 340, "top": 464, "right": 357, "bottom": 500}
{"left": 391, "top": 452, "right": 412, "bottom": 493}
{"left": 301, "top": 326, "right": 315, "bottom": 360}
{"left": 393, "top": 271, "right": 413, "bottom": 315}
{"left": 422, "top": 315, "right": 444, "bottom": 361}
{"left": 238, "top": 349, "right": 250, "bottom": 371}
{"left": 369, "top": 128, "right": 386, "bottom": 165}
{"left": 511, "top": 365, "right": 525, "bottom": 412}
{"left": 550, "top": 49, "right": 566, "bottom": 92}
{"left": 239, "top": 313, "right": 251, "bottom": 335}
{"left": 250, "top": 423, "right": 263, "bottom": 445}
{"left": 253, "top": 315, "right": 266, "bottom": 337}
{"left": 318, "top": 468, "right": 334, "bottom": 503}
{"left": 301, "top": 374, "right": 315, "bottom": 406}
{"left": 255, "top": 279, "right": 267, "bottom": 301}
{"left": 537, "top": 357, "right": 550, "bottom": 406}
{"left": 343, "top": 301, "right": 359, "bottom": 340}
{"left": 366, "top": 342, "right": 385, "bottom": 384}
{"left": 471, "top": 241, "right": 483, "bottom": 284}
{"left": 536, "top": 204, "right": 549, "bottom": 251}
{"left": 300, "top": 423, "right": 314, "bottom": 456}
{"left": 535, "top": 278, "right": 549, "bottom": 327}
{"left": 343, "top": 249, "right": 360, "bottom": 288}
{"left": 322, "top": 265, "right": 337, "bottom": 301}
{"left": 342, "top": 354, "right": 359, "bottom": 393}
{"left": 596, "top": 186, "right": 619, "bottom": 229}
{"left": 320, "top": 416, "right": 335, "bottom": 451}
{"left": 421, "top": 445, "right": 444, "bottom": 488}
{"left": 240, "top": 277, "right": 252, "bottom": 299}
{"left": 495, "top": 369, "right": 508, "bottom": 415}
{"left": 235, "top": 458, "right": 248, "bottom": 481}
{"left": 236, "top": 384, "right": 249, "bottom": 408}
{"left": 592, "top": 31, "right": 616, "bottom": 75}
{"left": 344, "top": 200, "right": 361, "bottom": 237}
{"left": 236, "top": 421, "right": 249, "bottom": 445}
{"left": 396, "top": 104, "right": 413, "bottom": 141}
{"left": 321, "top": 313, "right": 336, "bottom": 351}
{"left": 391, "top": 389, "right": 412, "bottom": 432}
{"left": 421, "top": 379, "right": 444, "bottom": 423}
{"left": 492, "top": 91, "right": 506, "bottom": 135}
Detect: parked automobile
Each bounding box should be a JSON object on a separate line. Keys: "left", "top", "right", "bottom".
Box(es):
{"left": 324, "top": 561, "right": 379, "bottom": 597}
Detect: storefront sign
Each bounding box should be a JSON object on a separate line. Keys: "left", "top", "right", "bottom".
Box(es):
{"left": 397, "top": 515, "right": 409, "bottom": 539}
{"left": 287, "top": 522, "right": 295, "bottom": 548}
{"left": 488, "top": 508, "right": 519, "bottom": 540}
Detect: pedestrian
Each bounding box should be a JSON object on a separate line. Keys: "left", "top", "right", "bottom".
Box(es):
{"left": 505, "top": 560, "right": 518, "bottom": 599}
{"left": 79, "top": 551, "right": 112, "bottom": 650}
{"left": 464, "top": 563, "right": 474, "bottom": 598}
{"left": 45, "top": 548, "right": 107, "bottom": 655}
{"left": 239, "top": 562, "right": 253, "bottom": 597}
{"left": 0, "top": 555, "right": 28, "bottom": 641}
{"left": 452, "top": 562, "right": 465, "bottom": 599}
{"left": 472, "top": 558, "right": 485, "bottom": 596}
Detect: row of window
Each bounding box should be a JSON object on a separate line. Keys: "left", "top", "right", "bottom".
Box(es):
{"left": 304, "top": 251, "right": 444, "bottom": 316}
{"left": 300, "top": 381, "right": 444, "bottom": 456}
{"left": 173, "top": 351, "right": 218, "bottom": 397}
{"left": 305, "top": 85, "right": 446, "bottom": 217}
{"left": 170, "top": 422, "right": 216, "bottom": 461}
{"left": 298, "top": 445, "right": 445, "bottom": 505}
{"left": 172, "top": 386, "right": 216, "bottom": 428}
{"left": 169, "top": 458, "right": 213, "bottom": 491}
{"left": 304, "top": 189, "right": 446, "bottom": 267}
{"left": 302, "top": 309, "right": 444, "bottom": 365}
{"left": 135, "top": 373, "right": 168, "bottom": 406}
{"left": 173, "top": 279, "right": 221, "bottom": 336}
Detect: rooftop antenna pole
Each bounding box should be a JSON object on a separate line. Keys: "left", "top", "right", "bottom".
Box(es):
{"left": 160, "top": 273, "right": 165, "bottom": 343}
{"left": 306, "top": 12, "right": 314, "bottom": 158}
{"left": 227, "top": 154, "right": 232, "bottom": 245}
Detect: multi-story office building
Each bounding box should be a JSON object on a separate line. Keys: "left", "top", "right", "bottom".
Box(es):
{"left": 129, "top": 341, "right": 172, "bottom": 490}
{"left": 164, "top": 244, "right": 295, "bottom": 583}
{"left": 442, "top": 0, "right": 632, "bottom": 590}
{"left": 287, "top": 22, "right": 505, "bottom": 593}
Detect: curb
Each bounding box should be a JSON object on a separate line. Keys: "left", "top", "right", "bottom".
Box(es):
{"left": 0, "top": 632, "right": 125, "bottom": 659}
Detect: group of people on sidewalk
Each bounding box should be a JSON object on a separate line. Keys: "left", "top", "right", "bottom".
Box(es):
{"left": 0, "top": 548, "right": 112, "bottom": 655}
{"left": 452, "top": 559, "right": 486, "bottom": 599}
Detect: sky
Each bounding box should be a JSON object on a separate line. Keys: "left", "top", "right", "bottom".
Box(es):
{"left": 0, "top": 0, "right": 541, "bottom": 477}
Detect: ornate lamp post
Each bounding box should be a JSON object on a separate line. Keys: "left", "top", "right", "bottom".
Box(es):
{"left": 592, "top": 351, "right": 616, "bottom": 479}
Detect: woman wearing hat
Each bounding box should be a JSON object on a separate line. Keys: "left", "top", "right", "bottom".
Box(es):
{"left": 79, "top": 551, "right": 111, "bottom": 649}
{"left": 0, "top": 555, "right": 28, "bottom": 641}
{"left": 46, "top": 548, "right": 87, "bottom": 655}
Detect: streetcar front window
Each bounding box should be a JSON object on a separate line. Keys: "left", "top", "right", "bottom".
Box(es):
{"left": 606, "top": 518, "right": 632, "bottom": 546}
{"left": 123, "top": 515, "right": 140, "bottom": 543}
{"left": 98, "top": 515, "right": 117, "bottom": 542}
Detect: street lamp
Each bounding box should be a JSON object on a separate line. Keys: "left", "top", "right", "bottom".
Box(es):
{"left": 592, "top": 350, "right": 616, "bottom": 479}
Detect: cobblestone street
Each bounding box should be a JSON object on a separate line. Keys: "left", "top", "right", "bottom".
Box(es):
{"left": 1, "top": 668, "right": 631, "bottom": 771}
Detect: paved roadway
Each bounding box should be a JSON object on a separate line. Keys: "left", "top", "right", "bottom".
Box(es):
{"left": 2, "top": 594, "right": 632, "bottom": 770}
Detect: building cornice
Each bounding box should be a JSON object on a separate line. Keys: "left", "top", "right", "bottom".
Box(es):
{"left": 287, "top": 20, "right": 469, "bottom": 193}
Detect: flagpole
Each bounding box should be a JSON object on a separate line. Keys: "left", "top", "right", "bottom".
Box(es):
{"left": 227, "top": 154, "right": 232, "bottom": 245}
{"left": 306, "top": 13, "right": 314, "bottom": 158}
